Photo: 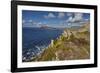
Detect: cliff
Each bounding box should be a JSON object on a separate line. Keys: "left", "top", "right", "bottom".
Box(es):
{"left": 32, "top": 22, "right": 90, "bottom": 61}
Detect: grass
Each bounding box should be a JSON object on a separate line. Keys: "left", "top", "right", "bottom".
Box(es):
{"left": 31, "top": 23, "right": 90, "bottom": 61}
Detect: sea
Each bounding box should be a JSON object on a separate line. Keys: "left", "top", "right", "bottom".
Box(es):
{"left": 22, "top": 27, "right": 63, "bottom": 62}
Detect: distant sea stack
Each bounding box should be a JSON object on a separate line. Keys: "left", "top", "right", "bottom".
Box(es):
{"left": 40, "top": 25, "right": 51, "bottom": 29}
{"left": 39, "top": 25, "right": 57, "bottom": 29}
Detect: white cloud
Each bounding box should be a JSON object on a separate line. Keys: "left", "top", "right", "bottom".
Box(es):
{"left": 84, "top": 19, "right": 89, "bottom": 21}
{"left": 35, "top": 22, "right": 42, "bottom": 27}
{"left": 38, "top": 22, "right": 42, "bottom": 25}
{"left": 73, "top": 13, "right": 83, "bottom": 22}
{"left": 28, "top": 19, "right": 33, "bottom": 23}
{"left": 66, "top": 13, "right": 83, "bottom": 23}
{"left": 58, "top": 12, "right": 65, "bottom": 18}
{"left": 44, "top": 13, "right": 55, "bottom": 18}
{"left": 66, "top": 16, "right": 73, "bottom": 22}
{"left": 22, "top": 19, "right": 46, "bottom": 27}
{"left": 67, "top": 13, "right": 73, "bottom": 17}
{"left": 22, "top": 20, "right": 26, "bottom": 24}
{"left": 23, "top": 19, "right": 33, "bottom": 24}
{"left": 23, "top": 20, "right": 37, "bottom": 27}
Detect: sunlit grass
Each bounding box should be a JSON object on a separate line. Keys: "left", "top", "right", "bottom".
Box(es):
{"left": 31, "top": 23, "right": 90, "bottom": 61}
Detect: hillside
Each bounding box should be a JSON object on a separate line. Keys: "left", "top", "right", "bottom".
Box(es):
{"left": 31, "top": 22, "right": 90, "bottom": 61}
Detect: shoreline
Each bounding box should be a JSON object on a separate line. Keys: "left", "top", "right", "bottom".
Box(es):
{"left": 31, "top": 22, "right": 90, "bottom": 61}
{"left": 22, "top": 28, "right": 64, "bottom": 62}
{"left": 23, "top": 22, "right": 90, "bottom": 62}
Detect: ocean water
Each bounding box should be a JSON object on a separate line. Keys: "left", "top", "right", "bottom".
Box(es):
{"left": 22, "top": 27, "right": 63, "bottom": 62}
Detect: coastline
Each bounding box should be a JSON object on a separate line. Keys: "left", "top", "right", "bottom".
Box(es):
{"left": 23, "top": 22, "right": 90, "bottom": 62}
{"left": 22, "top": 27, "right": 64, "bottom": 62}
{"left": 30, "top": 22, "right": 90, "bottom": 61}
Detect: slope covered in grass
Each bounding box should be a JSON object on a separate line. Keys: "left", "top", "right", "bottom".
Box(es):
{"left": 31, "top": 22, "right": 90, "bottom": 61}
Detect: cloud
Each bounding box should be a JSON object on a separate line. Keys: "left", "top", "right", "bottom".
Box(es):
{"left": 28, "top": 19, "right": 33, "bottom": 23}
{"left": 66, "top": 13, "right": 83, "bottom": 23}
{"left": 35, "top": 22, "right": 42, "bottom": 27}
{"left": 23, "top": 20, "right": 47, "bottom": 27}
{"left": 22, "top": 19, "right": 33, "bottom": 24}
{"left": 66, "top": 16, "right": 73, "bottom": 22}
{"left": 44, "top": 13, "right": 56, "bottom": 18}
{"left": 67, "top": 13, "right": 73, "bottom": 17}
{"left": 73, "top": 13, "right": 83, "bottom": 22}
{"left": 58, "top": 12, "right": 65, "bottom": 18}
{"left": 22, "top": 19, "right": 37, "bottom": 27}
{"left": 84, "top": 19, "right": 89, "bottom": 21}
{"left": 22, "top": 19, "right": 26, "bottom": 24}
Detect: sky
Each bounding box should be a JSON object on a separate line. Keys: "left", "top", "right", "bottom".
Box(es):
{"left": 22, "top": 10, "right": 90, "bottom": 28}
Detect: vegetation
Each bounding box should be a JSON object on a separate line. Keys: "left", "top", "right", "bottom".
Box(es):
{"left": 31, "top": 23, "right": 90, "bottom": 61}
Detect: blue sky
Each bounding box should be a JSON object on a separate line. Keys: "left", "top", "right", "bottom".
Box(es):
{"left": 22, "top": 10, "right": 90, "bottom": 28}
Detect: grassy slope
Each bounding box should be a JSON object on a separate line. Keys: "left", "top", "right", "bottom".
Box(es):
{"left": 32, "top": 23, "right": 90, "bottom": 61}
